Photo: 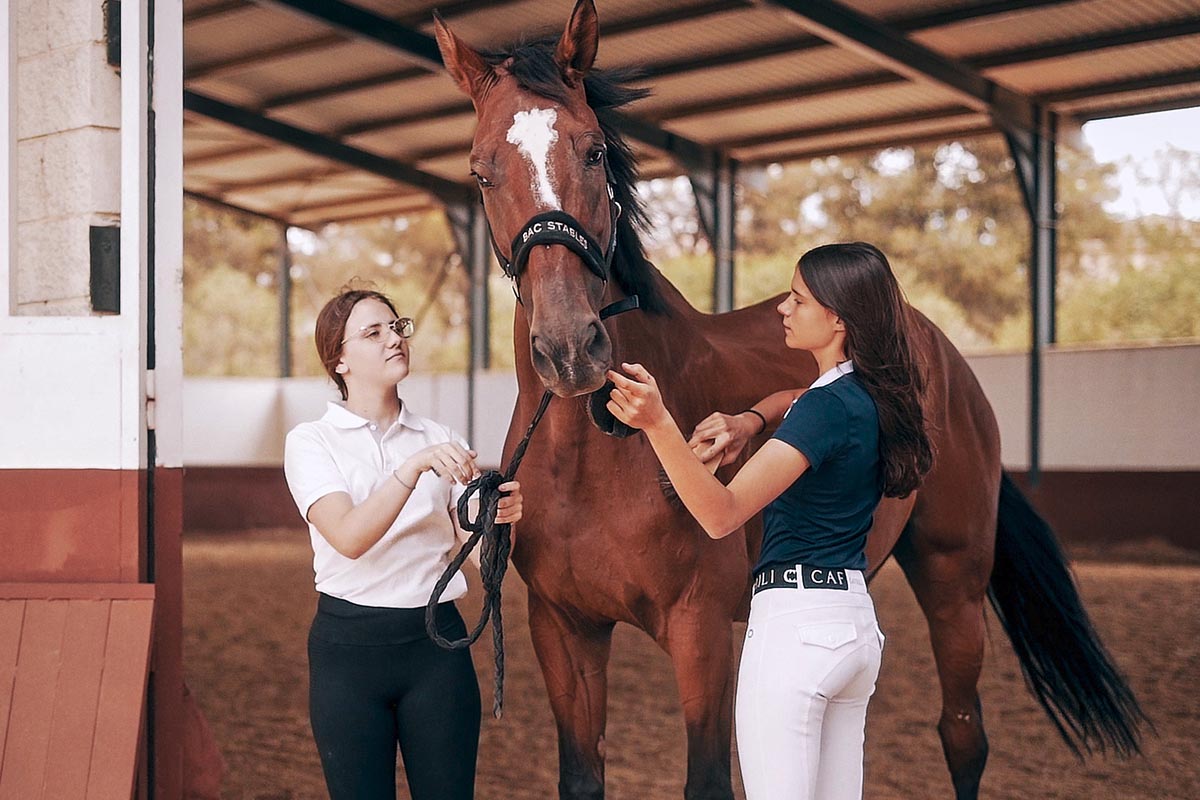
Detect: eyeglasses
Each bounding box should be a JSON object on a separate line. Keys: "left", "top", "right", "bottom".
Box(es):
{"left": 341, "top": 317, "right": 415, "bottom": 345}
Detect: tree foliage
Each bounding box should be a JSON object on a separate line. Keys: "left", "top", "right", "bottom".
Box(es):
{"left": 183, "top": 133, "right": 1200, "bottom": 376}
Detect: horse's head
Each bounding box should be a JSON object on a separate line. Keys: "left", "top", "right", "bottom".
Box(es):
{"left": 435, "top": 0, "right": 622, "bottom": 398}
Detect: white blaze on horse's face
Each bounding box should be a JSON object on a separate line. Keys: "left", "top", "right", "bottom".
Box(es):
{"left": 506, "top": 107, "right": 561, "bottom": 209}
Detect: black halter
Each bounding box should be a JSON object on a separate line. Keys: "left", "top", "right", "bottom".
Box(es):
{"left": 484, "top": 159, "right": 623, "bottom": 303}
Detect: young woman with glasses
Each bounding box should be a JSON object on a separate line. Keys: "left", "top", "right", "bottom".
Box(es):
{"left": 284, "top": 288, "right": 522, "bottom": 800}
{"left": 606, "top": 243, "right": 933, "bottom": 800}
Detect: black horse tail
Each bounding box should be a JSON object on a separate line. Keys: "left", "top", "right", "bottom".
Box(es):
{"left": 987, "top": 471, "right": 1148, "bottom": 758}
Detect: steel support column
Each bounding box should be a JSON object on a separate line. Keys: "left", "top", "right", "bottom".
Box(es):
{"left": 689, "top": 152, "right": 738, "bottom": 312}
{"left": 277, "top": 223, "right": 293, "bottom": 377}
{"left": 446, "top": 202, "right": 490, "bottom": 443}
{"left": 1005, "top": 107, "right": 1058, "bottom": 485}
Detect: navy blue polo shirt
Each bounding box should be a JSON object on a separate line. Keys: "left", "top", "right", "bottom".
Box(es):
{"left": 757, "top": 367, "right": 881, "bottom": 572}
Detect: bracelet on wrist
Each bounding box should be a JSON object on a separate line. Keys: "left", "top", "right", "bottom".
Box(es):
{"left": 741, "top": 408, "right": 767, "bottom": 435}
{"left": 392, "top": 470, "right": 416, "bottom": 491}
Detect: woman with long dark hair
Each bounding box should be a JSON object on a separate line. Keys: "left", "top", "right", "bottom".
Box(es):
{"left": 608, "top": 242, "right": 932, "bottom": 799}
{"left": 284, "top": 288, "right": 523, "bottom": 800}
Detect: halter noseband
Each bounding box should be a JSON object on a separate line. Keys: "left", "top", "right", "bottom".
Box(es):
{"left": 484, "top": 159, "right": 623, "bottom": 301}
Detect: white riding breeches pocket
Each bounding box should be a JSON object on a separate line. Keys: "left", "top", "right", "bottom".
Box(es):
{"left": 736, "top": 586, "right": 883, "bottom": 800}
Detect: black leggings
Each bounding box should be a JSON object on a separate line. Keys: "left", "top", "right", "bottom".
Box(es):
{"left": 307, "top": 594, "right": 481, "bottom": 800}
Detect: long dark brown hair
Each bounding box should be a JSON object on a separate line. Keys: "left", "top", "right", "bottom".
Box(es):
{"left": 798, "top": 242, "right": 933, "bottom": 497}
{"left": 314, "top": 288, "right": 400, "bottom": 401}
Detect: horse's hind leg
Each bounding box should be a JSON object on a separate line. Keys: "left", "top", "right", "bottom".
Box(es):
{"left": 528, "top": 591, "right": 615, "bottom": 800}
{"left": 893, "top": 533, "right": 992, "bottom": 800}
{"left": 660, "top": 607, "right": 735, "bottom": 800}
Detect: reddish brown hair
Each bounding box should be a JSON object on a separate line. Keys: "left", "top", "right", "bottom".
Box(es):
{"left": 314, "top": 288, "right": 400, "bottom": 400}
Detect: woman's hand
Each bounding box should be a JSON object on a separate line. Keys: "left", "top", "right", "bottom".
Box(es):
{"left": 606, "top": 363, "right": 671, "bottom": 434}
{"left": 688, "top": 411, "right": 759, "bottom": 467}
{"left": 399, "top": 442, "right": 480, "bottom": 486}
{"left": 494, "top": 481, "right": 523, "bottom": 525}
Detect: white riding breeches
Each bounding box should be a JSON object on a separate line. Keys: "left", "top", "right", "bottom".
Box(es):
{"left": 736, "top": 567, "right": 883, "bottom": 800}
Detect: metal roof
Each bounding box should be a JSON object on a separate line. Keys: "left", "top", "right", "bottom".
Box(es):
{"left": 183, "top": 0, "right": 1200, "bottom": 227}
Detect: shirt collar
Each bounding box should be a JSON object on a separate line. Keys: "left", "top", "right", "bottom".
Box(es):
{"left": 809, "top": 360, "right": 855, "bottom": 389}
{"left": 321, "top": 400, "right": 426, "bottom": 432}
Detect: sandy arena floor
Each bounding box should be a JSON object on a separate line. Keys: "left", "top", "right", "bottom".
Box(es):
{"left": 183, "top": 530, "right": 1200, "bottom": 799}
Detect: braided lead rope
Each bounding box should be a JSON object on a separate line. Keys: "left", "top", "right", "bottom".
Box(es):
{"left": 425, "top": 389, "right": 553, "bottom": 718}
{"left": 425, "top": 294, "right": 640, "bottom": 718}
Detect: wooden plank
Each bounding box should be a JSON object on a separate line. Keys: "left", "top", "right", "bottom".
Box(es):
{"left": 0, "top": 601, "right": 26, "bottom": 770}
{"left": 0, "top": 584, "right": 155, "bottom": 601}
{"left": 86, "top": 599, "right": 154, "bottom": 800}
{"left": 0, "top": 600, "right": 67, "bottom": 800}
{"left": 43, "top": 600, "right": 111, "bottom": 799}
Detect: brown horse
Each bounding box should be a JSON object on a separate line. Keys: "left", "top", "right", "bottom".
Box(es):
{"left": 433, "top": 3, "right": 1144, "bottom": 798}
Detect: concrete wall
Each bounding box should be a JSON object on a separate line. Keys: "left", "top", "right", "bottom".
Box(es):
{"left": 180, "top": 346, "right": 1200, "bottom": 546}
{"left": 182, "top": 344, "right": 1200, "bottom": 471}
{"left": 15, "top": 0, "right": 120, "bottom": 315}
{"left": 969, "top": 342, "right": 1200, "bottom": 470}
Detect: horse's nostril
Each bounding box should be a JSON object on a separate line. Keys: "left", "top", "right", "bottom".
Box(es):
{"left": 530, "top": 335, "right": 558, "bottom": 378}
{"left": 583, "top": 320, "right": 609, "bottom": 363}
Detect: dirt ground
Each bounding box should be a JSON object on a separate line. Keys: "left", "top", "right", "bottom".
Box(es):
{"left": 183, "top": 530, "right": 1200, "bottom": 799}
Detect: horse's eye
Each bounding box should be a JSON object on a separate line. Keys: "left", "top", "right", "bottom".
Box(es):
{"left": 471, "top": 171, "right": 494, "bottom": 188}
{"left": 586, "top": 147, "right": 605, "bottom": 166}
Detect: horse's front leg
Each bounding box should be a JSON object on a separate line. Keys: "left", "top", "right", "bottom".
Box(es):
{"left": 660, "top": 606, "right": 736, "bottom": 800}
{"left": 528, "top": 590, "right": 615, "bottom": 800}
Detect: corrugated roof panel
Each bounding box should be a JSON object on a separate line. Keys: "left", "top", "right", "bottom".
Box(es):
{"left": 291, "top": 193, "right": 437, "bottom": 227}
{"left": 197, "top": 42, "right": 410, "bottom": 110}
{"left": 180, "top": 0, "right": 1200, "bottom": 225}
{"left": 598, "top": 7, "right": 803, "bottom": 68}
{"left": 277, "top": 76, "right": 467, "bottom": 137}
{"left": 344, "top": 112, "right": 478, "bottom": 161}
{"left": 184, "top": 5, "right": 339, "bottom": 72}
{"left": 914, "top": 0, "right": 1200, "bottom": 58}
{"left": 420, "top": 0, "right": 735, "bottom": 49}
{"left": 189, "top": 147, "right": 338, "bottom": 186}
{"left": 1063, "top": 79, "right": 1200, "bottom": 118}
{"left": 632, "top": 47, "right": 884, "bottom": 119}
{"left": 733, "top": 112, "right": 990, "bottom": 163}
{"left": 668, "top": 82, "right": 964, "bottom": 145}
{"left": 843, "top": 0, "right": 969, "bottom": 18}
{"left": 989, "top": 34, "right": 1200, "bottom": 94}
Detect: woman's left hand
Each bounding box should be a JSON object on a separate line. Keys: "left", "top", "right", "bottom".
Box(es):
{"left": 494, "top": 480, "right": 523, "bottom": 525}
{"left": 607, "top": 363, "right": 670, "bottom": 433}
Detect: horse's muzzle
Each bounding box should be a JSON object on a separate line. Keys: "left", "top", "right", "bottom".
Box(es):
{"left": 587, "top": 381, "right": 638, "bottom": 438}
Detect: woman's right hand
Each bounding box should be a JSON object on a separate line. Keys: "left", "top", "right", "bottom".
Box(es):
{"left": 687, "top": 411, "right": 759, "bottom": 467}
{"left": 398, "top": 442, "right": 481, "bottom": 486}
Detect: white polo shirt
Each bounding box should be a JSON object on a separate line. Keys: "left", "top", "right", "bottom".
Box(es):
{"left": 284, "top": 401, "right": 470, "bottom": 608}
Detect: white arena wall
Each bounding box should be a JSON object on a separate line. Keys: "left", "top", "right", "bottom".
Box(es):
{"left": 182, "top": 344, "right": 1200, "bottom": 550}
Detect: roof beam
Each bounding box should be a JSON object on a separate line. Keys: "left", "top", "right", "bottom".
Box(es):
{"left": 251, "top": 0, "right": 443, "bottom": 71}
{"left": 184, "top": 189, "right": 312, "bottom": 230}
{"left": 751, "top": 0, "right": 1036, "bottom": 135}
{"left": 1078, "top": 91, "right": 1200, "bottom": 122}
{"left": 183, "top": 90, "right": 473, "bottom": 204}
{"left": 1037, "top": 68, "right": 1200, "bottom": 105}
{"left": 248, "top": 0, "right": 720, "bottom": 169}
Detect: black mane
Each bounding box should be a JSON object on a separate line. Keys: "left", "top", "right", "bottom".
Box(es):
{"left": 483, "top": 39, "right": 666, "bottom": 313}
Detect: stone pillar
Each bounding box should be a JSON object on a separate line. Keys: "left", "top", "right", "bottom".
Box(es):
{"left": 15, "top": 0, "right": 121, "bottom": 315}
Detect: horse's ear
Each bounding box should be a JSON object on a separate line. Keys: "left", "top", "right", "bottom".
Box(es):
{"left": 433, "top": 11, "right": 492, "bottom": 101}
{"left": 554, "top": 0, "right": 599, "bottom": 87}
